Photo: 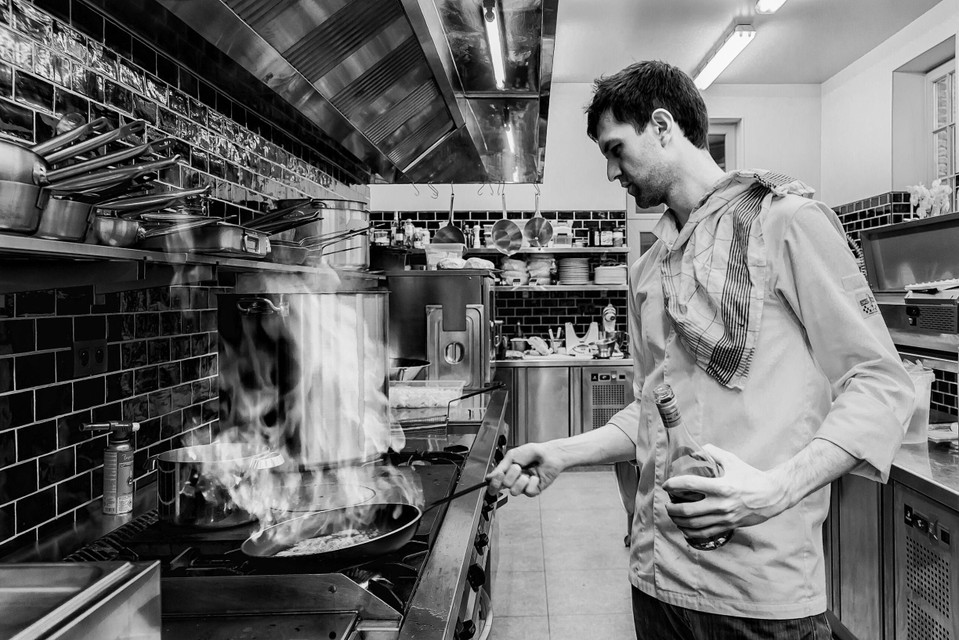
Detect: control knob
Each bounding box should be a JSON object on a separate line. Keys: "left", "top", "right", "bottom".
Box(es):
{"left": 466, "top": 563, "right": 486, "bottom": 592}
{"left": 474, "top": 532, "right": 490, "bottom": 553}
{"left": 455, "top": 619, "right": 476, "bottom": 640}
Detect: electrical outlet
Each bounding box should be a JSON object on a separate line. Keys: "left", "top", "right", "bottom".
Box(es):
{"left": 73, "top": 339, "right": 108, "bottom": 377}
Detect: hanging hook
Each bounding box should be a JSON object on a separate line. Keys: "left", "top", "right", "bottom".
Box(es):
{"left": 428, "top": 181, "right": 439, "bottom": 199}
{"left": 534, "top": 183, "right": 541, "bottom": 196}
{"left": 411, "top": 182, "right": 420, "bottom": 197}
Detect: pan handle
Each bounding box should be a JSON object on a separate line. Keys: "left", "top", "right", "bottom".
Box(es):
{"left": 31, "top": 116, "right": 110, "bottom": 157}
{"left": 44, "top": 119, "right": 147, "bottom": 164}
{"left": 44, "top": 142, "right": 151, "bottom": 183}
{"left": 237, "top": 296, "right": 289, "bottom": 317}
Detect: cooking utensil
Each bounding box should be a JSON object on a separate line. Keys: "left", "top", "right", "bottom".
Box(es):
{"left": 291, "top": 199, "right": 370, "bottom": 269}
{"left": 241, "top": 479, "right": 495, "bottom": 569}
{"left": 44, "top": 155, "right": 179, "bottom": 196}
{"left": 97, "top": 185, "right": 211, "bottom": 214}
{"left": 268, "top": 239, "right": 309, "bottom": 265}
{"left": 389, "top": 358, "right": 430, "bottom": 381}
{"left": 155, "top": 443, "right": 283, "bottom": 528}
{"left": 34, "top": 196, "right": 95, "bottom": 242}
{"left": 247, "top": 198, "right": 324, "bottom": 231}
{"left": 31, "top": 116, "right": 110, "bottom": 158}
{"left": 138, "top": 220, "right": 271, "bottom": 258}
{"left": 43, "top": 119, "right": 146, "bottom": 165}
{"left": 523, "top": 192, "right": 553, "bottom": 247}
{"left": 91, "top": 215, "right": 142, "bottom": 247}
{"left": 491, "top": 193, "right": 523, "bottom": 255}
{"left": 433, "top": 189, "right": 465, "bottom": 244}
{"left": 44, "top": 141, "right": 152, "bottom": 183}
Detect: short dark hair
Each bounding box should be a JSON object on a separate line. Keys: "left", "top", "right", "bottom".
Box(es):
{"left": 585, "top": 60, "right": 709, "bottom": 149}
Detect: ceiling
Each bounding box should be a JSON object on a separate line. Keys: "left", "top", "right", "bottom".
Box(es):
{"left": 553, "top": 0, "right": 943, "bottom": 85}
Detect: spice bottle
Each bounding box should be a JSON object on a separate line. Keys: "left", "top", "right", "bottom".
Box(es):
{"left": 81, "top": 421, "right": 140, "bottom": 515}
{"left": 653, "top": 384, "right": 733, "bottom": 550}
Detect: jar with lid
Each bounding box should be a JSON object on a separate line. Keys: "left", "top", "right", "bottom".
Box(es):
{"left": 612, "top": 225, "right": 624, "bottom": 247}
{"left": 600, "top": 223, "right": 613, "bottom": 247}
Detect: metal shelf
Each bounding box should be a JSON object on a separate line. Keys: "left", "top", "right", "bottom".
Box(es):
{"left": 466, "top": 246, "right": 629, "bottom": 255}
{"left": 492, "top": 284, "right": 628, "bottom": 291}
{"left": 0, "top": 234, "right": 383, "bottom": 294}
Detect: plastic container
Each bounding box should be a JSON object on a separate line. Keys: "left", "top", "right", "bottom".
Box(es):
{"left": 904, "top": 367, "right": 935, "bottom": 444}
{"left": 424, "top": 242, "right": 465, "bottom": 269}
{"left": 389, "top": 380, "right": 465, "bottom": 408}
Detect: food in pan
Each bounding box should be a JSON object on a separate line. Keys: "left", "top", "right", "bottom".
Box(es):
{"left": 275, "top": 527, "right": 385, "bottom": 557}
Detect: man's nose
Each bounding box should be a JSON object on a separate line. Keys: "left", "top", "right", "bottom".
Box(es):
{"left": 607, "top": 160, "right": 620, "bottom": 183}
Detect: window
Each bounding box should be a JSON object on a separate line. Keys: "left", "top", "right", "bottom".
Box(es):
{"left": 927, "top": 60, "right": 956, "bottom": 212}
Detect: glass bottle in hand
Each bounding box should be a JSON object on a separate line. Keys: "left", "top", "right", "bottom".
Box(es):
{"left": 654, "top": 383, "right": 733, "bottom": 550}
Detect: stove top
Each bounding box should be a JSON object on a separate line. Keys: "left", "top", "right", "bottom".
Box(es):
{"left": 65, "top": 448, "right": 468, "bottom": 616}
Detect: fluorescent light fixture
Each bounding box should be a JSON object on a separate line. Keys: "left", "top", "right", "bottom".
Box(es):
{"left": 483, "top": 0, "right": 507, "bottom": 90}
{"left": 755, "top": 0, "right": 787, "bottom": 13}
{"left": 505, "top": 123, "right": 516, "bottom": 154}
{"left": 693, "top": 25, "right": 756, "bottom": 90}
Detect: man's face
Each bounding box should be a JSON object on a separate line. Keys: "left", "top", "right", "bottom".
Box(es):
{"left": 595, "top": 110, "right": 670, "bottom": 210}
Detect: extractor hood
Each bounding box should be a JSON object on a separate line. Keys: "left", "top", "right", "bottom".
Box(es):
{"left": 154, "top": 0, "right": 557, "bottom": 184}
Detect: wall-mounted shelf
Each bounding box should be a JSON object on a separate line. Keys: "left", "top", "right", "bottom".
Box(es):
{"left": 0, "top": 234, "right": 383, "bottom": 294}
{"left": 395, "top": 246, "right": 630, "bottom": 255}
{"left": 493, "top": 284, "right": 628, "bottom": 291}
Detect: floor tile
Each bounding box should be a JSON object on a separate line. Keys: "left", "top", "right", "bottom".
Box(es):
{"left": 498, "top": 508, "right": 543, "bottom": 539}
{"left": 497, "top": 535, "right": 546, "bottom": 572}
{"left": 538, "top": 472, "right": 625, "bottom": 511}
{"left": 488, "top": 615, "right": 550, "bottom": 640}
{"left": 540, "top": 507, "right": 628, "bottom": 539}
{"left": 545, "top": 569, "right": 633, "bottom": 615}
{"left": 543, "top": 530, "right": 629, "bottom": 571}
{"left": 549, "top": 613, "right": 635, "bottom": 640}
{"left": 495, "top": 570, "right": 549, "bottom": 617}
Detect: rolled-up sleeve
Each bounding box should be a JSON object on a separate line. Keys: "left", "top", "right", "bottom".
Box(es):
{"left": 777, "top": 202, "right": 914, "bottom": 482}
{"left": 607, "top": 261, "right": 646, "bottom": 450}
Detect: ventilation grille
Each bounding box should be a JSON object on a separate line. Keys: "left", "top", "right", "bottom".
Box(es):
{"left": 918, "top": 306, "right": 958, "bottom": 333}
{"left": 592, "top": 384, "right": 626, "bottom": 408}
{"left": 907, "top": 535, "right": 952, "bottom": 618}
{"left": 591, "top": 408, "right": 620, "bottom": 430}
{"left": 908, "top": 600, "right": 951, "bottom": 640}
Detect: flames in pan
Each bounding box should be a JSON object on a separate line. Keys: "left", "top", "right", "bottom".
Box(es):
{"left": 214, "top": 271, "right": 423, "bottom": 537}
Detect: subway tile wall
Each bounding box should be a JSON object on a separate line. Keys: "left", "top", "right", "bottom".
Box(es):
{"left": 833, "top": 191, "right": 957, "bottom": 418}
{"left": 371, "top": 209, "right": 630, "bottom": 340}
{"left": 0, "top": 285, "right": 221, "bottom": 556}
{"left": 0, "top": 0, "right": 377, "bottom": 557}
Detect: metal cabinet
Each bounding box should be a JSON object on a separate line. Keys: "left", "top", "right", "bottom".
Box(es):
{"left": 491, "top": 367, "right": 517, "bottom": 446}
{"left": 893, "top": 483, "right": 959, "bottom": 640}
{"left": 516, "top": 366, "right": 572, "bottom": 444}
{"left": 826, "top": 476, "right": 890, "bottom": 640}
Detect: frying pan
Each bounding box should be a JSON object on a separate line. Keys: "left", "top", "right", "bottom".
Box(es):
{"left": 523, "top": 192, "right": 553, "bottom": 247}
{"left": 241, "top": 481, "right": 492, "bottom": 570}
{"left": 433, "top": 189, "right": 465, "bottom": 244}
{"left": 490, "top": 193, "right": 523, "bottom": 255}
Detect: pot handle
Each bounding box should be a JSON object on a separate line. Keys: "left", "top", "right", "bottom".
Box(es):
{"left": 44, "top": 142, "right": 152, "bottom": 183}
{"left": 237, "top": 297, "right": 289, "bottom": 317}
{"left": 44, "top": 119, "right": 147, "bottom": 164}
{"left": 31, "top": 116, "right": 110, "bottom": 157}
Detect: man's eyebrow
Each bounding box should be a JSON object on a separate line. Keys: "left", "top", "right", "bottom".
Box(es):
{"left": 600, "top": 138, "right": 618, "bottom": 155}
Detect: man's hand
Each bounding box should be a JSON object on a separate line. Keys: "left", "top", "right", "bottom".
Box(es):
{"left": 486, "top": 441, "right": 566, "bottom": 497}
{"left": 662, "top": 444, "right": 792, "bottom": 542}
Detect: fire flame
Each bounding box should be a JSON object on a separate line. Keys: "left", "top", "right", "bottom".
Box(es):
{"left": 214, "top": 270, "right": 423, "bottom": 542}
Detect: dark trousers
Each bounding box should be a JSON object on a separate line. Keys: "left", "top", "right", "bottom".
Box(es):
{"left": 632, "top": 587, "right": 832, "bottom": 640}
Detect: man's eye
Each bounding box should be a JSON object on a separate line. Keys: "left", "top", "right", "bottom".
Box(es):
{"left": 611, "top": 146, "right": 621, "bottom": 158}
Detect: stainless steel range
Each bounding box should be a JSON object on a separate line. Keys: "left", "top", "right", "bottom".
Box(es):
{"left": 63, "top": 392, "right": 508, "bottom": 640}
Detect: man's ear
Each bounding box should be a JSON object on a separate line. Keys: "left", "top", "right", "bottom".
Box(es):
{"left": 650, "top": 108, "right": 674, "bottom": 147}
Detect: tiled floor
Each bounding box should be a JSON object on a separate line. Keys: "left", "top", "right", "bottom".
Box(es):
{"left": 489, "top": 469, "right": 636, "bottom": 640}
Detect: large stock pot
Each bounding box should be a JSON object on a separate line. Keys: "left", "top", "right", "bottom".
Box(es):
{"left": 217, "top": 291, "right": 391, "bottom": 470}
{"left": 285, "top": 198, "right": 370, "bottom": 270}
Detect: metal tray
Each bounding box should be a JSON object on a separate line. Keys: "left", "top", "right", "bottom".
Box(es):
{"left": 139, "top": 222, "right": 271, "bottom": 258}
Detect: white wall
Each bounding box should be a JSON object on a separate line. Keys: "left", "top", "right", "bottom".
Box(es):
{"left": 820, "top": 0, "right": 959, "bottom": 207}
{"left": 703, "top": 84, "right": 822, "bottom": 192}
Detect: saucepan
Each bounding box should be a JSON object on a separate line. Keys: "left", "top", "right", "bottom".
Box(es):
{"left": 241, "top": 479, "right": 494, "bottom": 570}
{"left": 155, "top": 443, "right": 284, "bottom": 528}
{"left": 491, "top": 193, "right": 523, "bottom": 255}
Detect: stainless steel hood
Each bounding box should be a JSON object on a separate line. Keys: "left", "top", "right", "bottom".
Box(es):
{"left": 155, "top": 0, "right": 557, "bottom": 184}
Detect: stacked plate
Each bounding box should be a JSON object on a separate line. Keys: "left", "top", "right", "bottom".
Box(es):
{"left": 558, "top": 257, "right": 590, "bottom": 285}
{"left": 594, "top": 264, "right": 628, "bottom": 286}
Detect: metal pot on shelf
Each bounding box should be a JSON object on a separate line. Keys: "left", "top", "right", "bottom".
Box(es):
{"left": 289, "top": 198, "right": 370, "bottom": 270}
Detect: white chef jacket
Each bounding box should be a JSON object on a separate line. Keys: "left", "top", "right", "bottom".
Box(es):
{"left": 607, "top": 193, "right": 914, "bottom": 618}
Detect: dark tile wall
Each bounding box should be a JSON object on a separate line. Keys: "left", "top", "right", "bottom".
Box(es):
{"left": 833, "top": 190, "right": 956, "bottom": 418}
{"left": 0, "top": 285, "right": 221, "bottom": 556}
{"left": 372, "top": 209, "right": 630, "bottom": 340}
{"left": 0, "top": 0, "right": 366, "bottom": 227}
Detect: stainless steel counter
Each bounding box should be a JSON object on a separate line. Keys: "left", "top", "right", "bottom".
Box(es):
{"left": 890, "top": 441, "right": 959, "bottom": 509}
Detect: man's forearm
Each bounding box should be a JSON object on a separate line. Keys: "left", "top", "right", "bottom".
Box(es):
{"left": 548, "top": 423, "right": 636, "bottom": 470}
{"left": 771, "top": 437, "right": 859, "bottom": 508}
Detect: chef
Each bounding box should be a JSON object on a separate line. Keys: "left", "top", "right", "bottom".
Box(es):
{"left": 487, "top": 59, "right": 914, "bottom": 639}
